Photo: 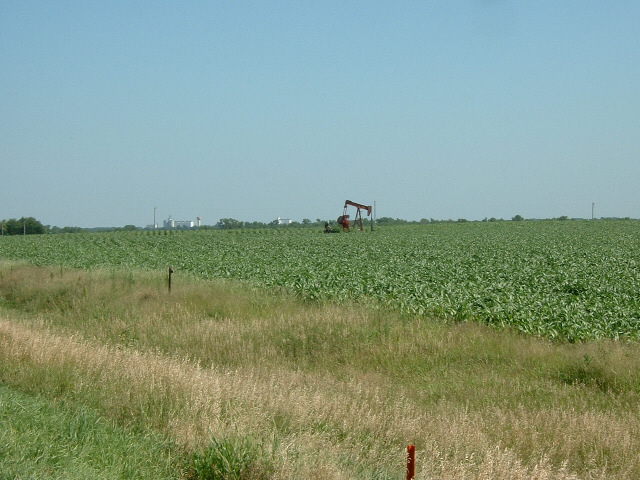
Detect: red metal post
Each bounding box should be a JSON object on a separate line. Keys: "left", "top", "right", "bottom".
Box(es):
{"left": 407, "top": 444, "right": 415, "bottom": 480}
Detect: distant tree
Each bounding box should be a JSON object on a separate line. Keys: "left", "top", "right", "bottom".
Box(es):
{"left": 302, "top": 218, "right": 311, "bottom": 226}
{"left": 216, "top": 218, "right": 243, "bottom": 229}
{"left": 4, "top": 218, "right": 21, "bottom": 235}
{"left": 28, "top": 217, "right": 46, "bottom": 233}
{"left": 375, "top": 217, "right": 411, "bottom": 225}
{"left": 512, "top": 215, "right": 525, "bottom": 221}
{"left": 1, "top": 217, "right": 46, "bottom": 235}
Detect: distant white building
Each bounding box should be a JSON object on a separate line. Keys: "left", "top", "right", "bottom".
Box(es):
{"left": 174, "top": 220, "right": 195, "bottom": 228}
{"left": 163, "top": 216, "right": 196, "bottom": 229}
{"left": 277, "top": 217, "right": 292, "bottom": 225}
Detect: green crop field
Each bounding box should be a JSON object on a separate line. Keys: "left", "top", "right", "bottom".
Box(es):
{"left": 1, "top": 220, "right": 639, "bottom": 341}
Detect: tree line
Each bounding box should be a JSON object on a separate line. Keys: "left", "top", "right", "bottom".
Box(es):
{"left": 2, "top": 214, "right": 633, "bottom": 236}
{"left": 1, "top": 217, "right": 47, "bottom": 235}
{"left": 0, "top": 217, "right": 98, "bottom": 235}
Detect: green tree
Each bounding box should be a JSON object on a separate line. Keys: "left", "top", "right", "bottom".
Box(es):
{"left": 1, "top": 217, "right": 46, "bottom": 235}
{"left": 119, "top": 225, "right": 139, "bottom": 231}
{"left": 216, "top": 218, "right": 243, "bottom": 229}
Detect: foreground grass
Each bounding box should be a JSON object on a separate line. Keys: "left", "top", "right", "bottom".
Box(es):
{"left": 1, "top": 261, "right": 640, "bottom": 478}
{"left": 0, "top": 383, "right": 180, "bottom": 480}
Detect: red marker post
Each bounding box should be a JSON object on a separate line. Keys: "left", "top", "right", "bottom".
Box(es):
{"left": 407, "top": 444, "right": 415, "bottom": 480}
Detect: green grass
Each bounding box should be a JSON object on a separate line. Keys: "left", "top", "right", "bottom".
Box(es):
{"left": 1, "top": 262, "right": 640, "bottom": 478}
{"left": 188, "top": 436, "right": 274, "bottom": 480}
{"left": 0, "top": 383, "right": 181, "bottom": 480}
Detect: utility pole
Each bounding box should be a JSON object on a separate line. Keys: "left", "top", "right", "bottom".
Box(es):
{"left": 592, "top": 202, "right": 595, "bottom": 220}
{"left": 372, "top": 200, "right": 376, "bottom": 231}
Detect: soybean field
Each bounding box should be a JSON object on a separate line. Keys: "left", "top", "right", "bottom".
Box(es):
{"left": 1, "top": 220, "right": 639, "bottom": 341}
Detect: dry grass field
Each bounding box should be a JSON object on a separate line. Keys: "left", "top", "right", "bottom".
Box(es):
{"left": 2, "top": 261, "right": 640, "bottom": 478}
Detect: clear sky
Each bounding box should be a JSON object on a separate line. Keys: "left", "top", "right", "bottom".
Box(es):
{"left": 2, "top": 1, "right": 639, "bottom": 227}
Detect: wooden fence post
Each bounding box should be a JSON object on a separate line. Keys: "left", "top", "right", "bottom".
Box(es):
{"left": 168, "top": 266, "right": 173, "bottom": 293}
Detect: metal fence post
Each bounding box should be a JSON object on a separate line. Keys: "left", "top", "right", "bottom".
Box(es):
{"left": 407, "top": 445, "right": 415, "bottom": 480}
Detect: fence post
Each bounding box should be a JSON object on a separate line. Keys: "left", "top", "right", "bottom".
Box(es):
{"left": 168, "top": 266, "right": 173, "bottom": 293}
{"left": 407, "top": 445, "right": 415, "bottom": 480}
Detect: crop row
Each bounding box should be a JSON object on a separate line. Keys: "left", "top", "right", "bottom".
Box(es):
{"left": 1, "top": 221, "right": 639, "bottom": 341}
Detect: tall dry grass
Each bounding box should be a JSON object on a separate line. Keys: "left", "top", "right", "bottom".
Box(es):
{"left": 1, "top": 262, "right": 640, "bottom": 479}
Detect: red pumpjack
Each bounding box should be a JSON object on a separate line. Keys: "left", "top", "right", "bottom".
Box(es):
{"left": 337, "top": 200, "right": 373, "bottom": 231}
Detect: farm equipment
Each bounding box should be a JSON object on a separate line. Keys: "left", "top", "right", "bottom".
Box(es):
{"left": 337, "top": 200, "right": 373, "bottom": 231}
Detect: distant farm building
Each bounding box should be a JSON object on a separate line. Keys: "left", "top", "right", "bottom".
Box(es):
{"left": 277, "top": 217, "right": 292, "bottom": 225}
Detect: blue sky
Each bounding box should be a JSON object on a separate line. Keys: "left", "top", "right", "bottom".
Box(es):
{"left": 2, "top": 1, "right": 639, "bottom": 227}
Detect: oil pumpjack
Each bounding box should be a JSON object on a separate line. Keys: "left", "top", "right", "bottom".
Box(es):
{"left": 337, "top": 200, "right": 373, "bottom": 231}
